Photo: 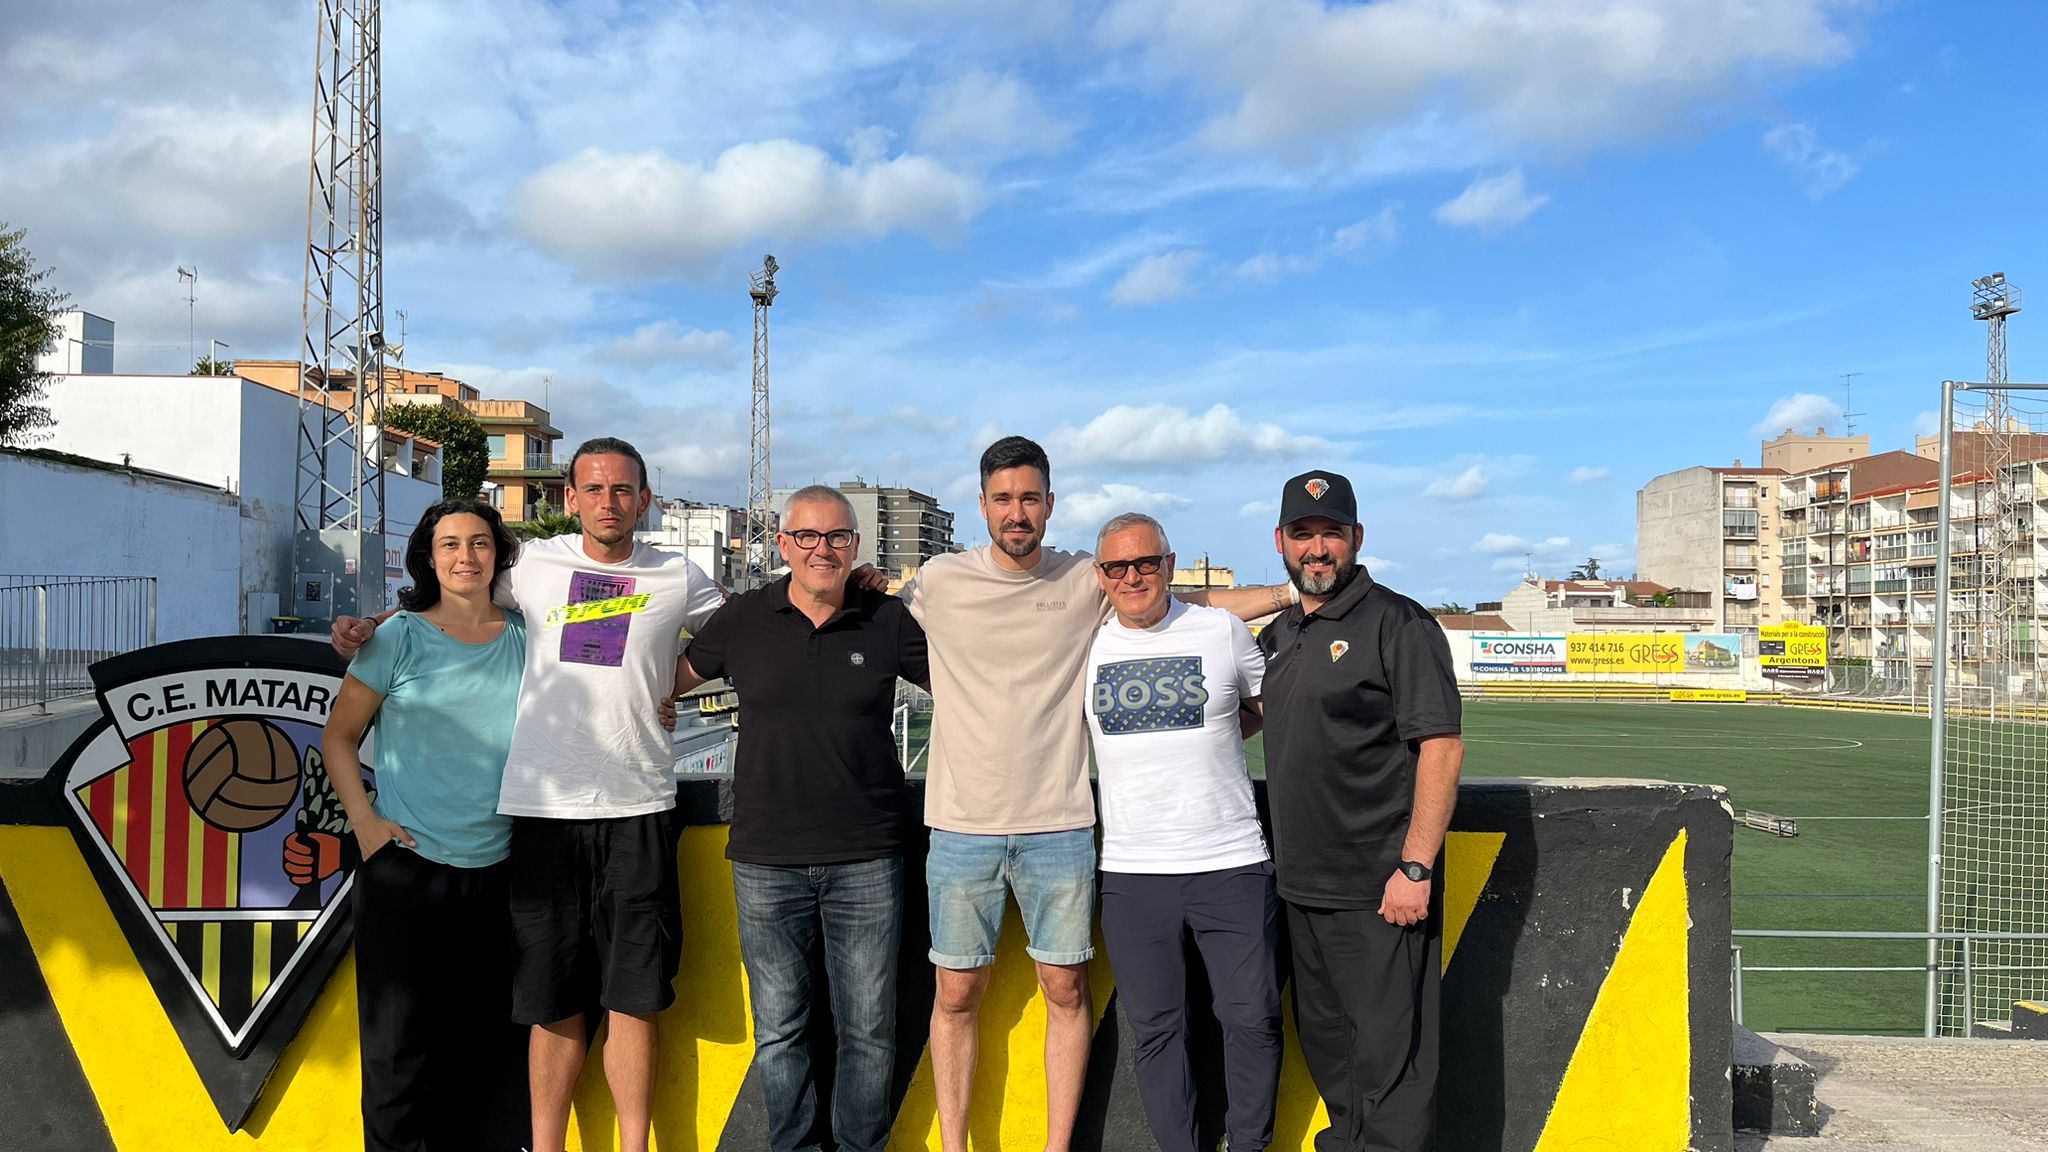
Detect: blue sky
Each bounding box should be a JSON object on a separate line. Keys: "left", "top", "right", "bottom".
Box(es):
{"left": 6, "top": 1, "right": 2046, "bottom": 601}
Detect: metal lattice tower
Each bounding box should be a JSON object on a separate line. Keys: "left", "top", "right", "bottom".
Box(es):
{"left": 296, "top": 0, "right": 387, "bottom": 537}
{"left": 744, "top": 255, "right": 779, "bottom": 587}
{"left": 1969, "top": 275, "right": 2025, "bottom": 686}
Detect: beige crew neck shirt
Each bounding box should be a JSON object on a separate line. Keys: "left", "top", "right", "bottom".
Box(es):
{"left": 900, "top": 545, "right": 1106, "bottom": 835}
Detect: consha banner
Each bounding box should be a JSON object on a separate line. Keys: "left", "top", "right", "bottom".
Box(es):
{"left": 1471, "top": 636, "right": 1567, "bottom": 674}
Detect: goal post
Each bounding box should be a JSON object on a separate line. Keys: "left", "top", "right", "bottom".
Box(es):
{"left": 1929, "top": 379, "right": 2048, "bottom": 1035}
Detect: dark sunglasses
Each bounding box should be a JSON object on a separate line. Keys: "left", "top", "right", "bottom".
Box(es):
{"left": 1097, "top": 555, "right": 1166, "bottom": 579}
{"left": 782, "top": 528, "right": 856, "bottom": 550}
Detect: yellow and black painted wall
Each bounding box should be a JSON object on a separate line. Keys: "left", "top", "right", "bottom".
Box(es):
{"left": 0, "top": 636, "right": 1732, "bottom": 1151}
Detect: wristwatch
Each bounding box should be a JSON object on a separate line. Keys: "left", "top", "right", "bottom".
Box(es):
{"left": 1398, "top": 860, "right": 1433, "bottom": 883}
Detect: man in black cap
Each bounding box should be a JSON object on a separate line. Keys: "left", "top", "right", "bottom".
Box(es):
{"left": 1257, "top": 469, "right": 1464, "bottom": 1152}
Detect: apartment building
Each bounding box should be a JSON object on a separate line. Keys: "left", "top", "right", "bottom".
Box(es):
{"left": 773, "top": 481, "right": 959, "bottom": 576}
{"left": 1636, "top": 463, "right": 1786, "bottom": 651}
{"left": 1776, "top": 451, "right": 1940, "bottom": 683}
{"left": 235, "top": 361, "right": 567, "bottom": 522}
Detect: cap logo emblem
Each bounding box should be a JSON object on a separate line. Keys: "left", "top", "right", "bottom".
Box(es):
{"left": 1305, "top": 478, "right": 1330, "bottom": 500}
{"left": 1329, "top": 640, "right": 1350, "bottom": 662}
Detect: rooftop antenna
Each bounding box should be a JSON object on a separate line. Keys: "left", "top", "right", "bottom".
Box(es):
{"left": 1841, "top": 371, "right": 1864, "bottom": 436}
{"left": 176, "top": 265, "right": 197, "bottom": 368}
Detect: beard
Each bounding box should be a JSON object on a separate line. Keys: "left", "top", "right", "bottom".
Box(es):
{"left": 583, "top": 520, "right": 630, "bottom": 546}
{"left": 991, "top": 520, "right": 1042, "bottom": 559}
{"left": 1286, "top": 551, "right": 1360, "bottom": 597}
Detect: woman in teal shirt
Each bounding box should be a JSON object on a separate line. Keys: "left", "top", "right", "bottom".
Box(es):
{"left": 323, "top": 499, "right": 529, "bottom": 1151}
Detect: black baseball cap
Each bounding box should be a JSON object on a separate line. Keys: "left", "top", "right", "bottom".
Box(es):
{"left": 1277, "top": 470, "right": 1358, "bottom": 528}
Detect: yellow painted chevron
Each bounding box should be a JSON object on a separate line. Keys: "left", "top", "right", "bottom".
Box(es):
{"left": 887, "top": 901, "right": 1117, "bottom": 1150}
{"left": 1442, "top": 831, "right": 1506, "bottom": 977}
{"left": 1532, "top": 829, "right": 1690, "bottom": 1152}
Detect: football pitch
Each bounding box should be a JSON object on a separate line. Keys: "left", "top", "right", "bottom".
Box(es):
{"left": 1245, "top": 701, "right": 1937, "bottom": 1035}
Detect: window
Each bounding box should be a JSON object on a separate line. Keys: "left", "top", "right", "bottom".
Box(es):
{"left": 489, "top": 434, "right": 507, "bottom": 459}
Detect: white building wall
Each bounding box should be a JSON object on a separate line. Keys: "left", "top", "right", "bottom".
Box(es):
{"left": 39, "top": 373, "right": 441, "bottom": 629}
{"left": 0, "top": 454, "right": 241, "bottom": 640}
{"left": 35, "top": 310, "right": 115, "bottom": 375}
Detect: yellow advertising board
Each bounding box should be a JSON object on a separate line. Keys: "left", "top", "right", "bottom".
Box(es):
{"left": 1670, "top": 689, "right": 1748, "bottom": 702}
{"left": 1566, "top": 633, "right": 1683, "bottom": 674}
{"left": 1758, "top": 622, "right": 1828, "bottom": 668}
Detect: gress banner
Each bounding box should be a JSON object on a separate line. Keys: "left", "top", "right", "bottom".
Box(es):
{"left": 1682, "top": 634, "right": 1742, "bottom": 673}
{"left": 1566, "top": 633, "right": 1683, "bottom": 674}
{"left": 1759, "top": 621, "right": 1828, "bottom": 668}
{"left": 1472, "top": 635, "right": 1567, "bottom": 675}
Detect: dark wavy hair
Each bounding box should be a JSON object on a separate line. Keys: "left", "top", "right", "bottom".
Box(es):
{"left": 396, "top": 500, "right": 519, "bottom": 611}
{"left": 979, "top": 435, "right": 1051, "bottom": 491}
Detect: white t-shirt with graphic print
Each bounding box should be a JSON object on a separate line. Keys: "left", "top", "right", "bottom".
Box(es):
{"left": 495, "top": 535, "right": 724, "bottom": 819}
{"left": 1086, "top": 599, "right": 1269, "bottom": 874}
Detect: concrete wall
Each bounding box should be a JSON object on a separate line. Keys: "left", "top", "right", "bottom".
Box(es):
{"left": 40, "top": 375, "right": 440, "bottom": 628}
{"left": 0, "top": 655, "right": 1734, "bottom": 1152}
{"left": 0, "top": 453, "right": 240, "bottom": 641}
{"left": 1636, "top": 466, "right": 1723, "bottom": 607}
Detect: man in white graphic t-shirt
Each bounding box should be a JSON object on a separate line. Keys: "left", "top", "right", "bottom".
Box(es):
{"left": 1086, "top": 511, "right": 1280, "bottom": 1152}
{"left": 336, "top": 437, "right": 722, "bottom": 1152}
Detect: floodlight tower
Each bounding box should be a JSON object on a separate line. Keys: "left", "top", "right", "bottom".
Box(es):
{"left": 744, "top": 255, "right": 779, "bottom": 587}
{"left": 290, "top": 0, "right": 388, "bottom": 629}
{"left": 1970, "top": 273, "right": 2024, "bottom": 684}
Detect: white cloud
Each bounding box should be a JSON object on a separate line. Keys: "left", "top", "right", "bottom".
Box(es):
{"left": 1050, "top": 402, "right": 1330, "bottom": 467}
{"left": 1239, "top": 499, "right": 1279, "bottom": 518}
{"left": 1094, "top": 0, "right": 1851, "bottom": 162}
{"left": 512, "top": 141, "right": 983, "bottom": 281}
{"left": 1332, "top": 205, "right": 1402, "bottom": 252}
{"left": 1433, "top": 168, "right": 1548, "bottom": 231}
{"left": 1361, "top": 554, "right": 1401, "bottom": 572}
{"left": 593, "top": 321, "right": 737, "bottom": 368}
{"left": 1913, "top": 410, "right": 1940, "bottom": 437}
{"left": 1425, "top": 464, "right": 1489, "bottom": 502}
{"left": 914, "top": 71, "right": 1076, "bottom": 160}
{"left": 1236, "top": 204, "right": 1400, "bottom": 282}
{"left": 1762, "top": 122, "right": 1860, "bottom": 198}
{"left": 1755, "top": 392, "right": 1843, "bottom": 437}
{"left": 1060, "top": 482, "right": 1192, "bottom": 527}
{"left": 1109, "top": 249, "right": 1206, "bottom": 305}
{"left": 1473, "top": 532, "right": 1530, "bottom": 554}
{"left": 1568, "top": 465, "right": 1610, "bottom": 484}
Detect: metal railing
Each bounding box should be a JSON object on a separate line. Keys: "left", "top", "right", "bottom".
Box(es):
{"left": 1731, "top": 928, "right": 2048, "bottom": 1036}
{"left": 0, "top": 576, "right": 156, "bottom": 713}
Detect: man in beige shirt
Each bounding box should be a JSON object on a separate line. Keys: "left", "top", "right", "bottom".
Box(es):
{"left": 901, "top": 436, "right": 1292, "bottom": 1152}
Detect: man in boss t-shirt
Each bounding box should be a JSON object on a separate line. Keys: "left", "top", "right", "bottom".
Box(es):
{"left": 901, "top": 436, "right": 1294, "bottom": 1152}
{"left": 336, "top": 438, "right": 722, "bottom": 1152}
{"left": 1085, "top": 512, "right": 1281, "bottom": 1152}
{"left": 1258, "top": 469, "right": 1464, "bottom": 1152}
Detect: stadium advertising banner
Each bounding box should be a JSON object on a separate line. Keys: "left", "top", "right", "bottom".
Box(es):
{"left": 1472, "top": 635, "right": 1568, "bottom": 675}
{"left": 1682, "top": 634, "right": 1743, "bottom": 673}
{"left": 1671, "top": 688, "right": 1748, "bottom": 702}
{"left": 1759, "top": 622, "right": 1828, "bottom": 670}
{"left": 1566, "top": 633, "right": 1684, "bottom": 674}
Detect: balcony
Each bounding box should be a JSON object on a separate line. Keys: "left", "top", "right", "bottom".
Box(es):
{"left": 1723, "top": 511, "right": 1760, "bottom": 539}
{"left": 1783, "top": 581, "right": 1808, "bottom": 597}
{"left": 1875, "top": 578, "right": 1909, "bottom": 594}
{"left": 1724, "top": 607, "right": 1761, "bottom": 628}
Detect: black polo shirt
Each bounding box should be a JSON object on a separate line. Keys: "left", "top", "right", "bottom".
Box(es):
{"left": 1258, "top": 567, "right": 1462, "bottom": 909}
{"left": 684, "top": 577, "right": 930, "bottom": 866}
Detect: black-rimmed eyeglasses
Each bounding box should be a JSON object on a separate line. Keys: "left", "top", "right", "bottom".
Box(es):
{"left": 782, "top": 528, "right": 857, "bottom": 550}
{"left": 1097, "top": 555, "right": 1166, "bottom": 579}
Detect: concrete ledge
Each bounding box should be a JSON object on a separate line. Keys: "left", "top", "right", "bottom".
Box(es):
{"left": 2015, "top": 1001, "right": 2048, "bottom": 1040}
{"left": 0, "top": 698, "right": 99, "bottom": 782}
{"left": 1734, "top": 1023, "right": 1818, "bottom": 1136}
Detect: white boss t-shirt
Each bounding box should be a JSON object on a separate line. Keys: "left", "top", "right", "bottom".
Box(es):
{"left": 496, "top": 535, "right": 724, "bottom": 819}
{"left": 1086, "top": 599, "right": 1269, "bottom": 874}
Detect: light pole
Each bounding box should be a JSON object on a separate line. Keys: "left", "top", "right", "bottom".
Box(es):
{"left": 209, "top": 339, "right": 231, "bottom": 373}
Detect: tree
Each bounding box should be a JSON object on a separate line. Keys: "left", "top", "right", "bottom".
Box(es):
{"left": 377, "top": 401, "right": 489, "bottom": 501}
{"left": 1569, "top": 557, "right": 1604, "bottom": 580}
{"left": 1430, "top": 602, "right": 1471, "bottom": 617}
{"left": 190, "top": 357, "right": 233, "bottom": 376}
{"left": 513, "top": 509, "right": 580, "bottom": 540}
{"left": 0, "top": 222, "right": 67, "bottom": 447}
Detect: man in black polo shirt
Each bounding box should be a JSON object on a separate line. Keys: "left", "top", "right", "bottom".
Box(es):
{"left": 1258, "top": 469, "right": 1464, "bottom": 1152}
{"left": 677, "top": 484, "right": 930, "bottom": 1152}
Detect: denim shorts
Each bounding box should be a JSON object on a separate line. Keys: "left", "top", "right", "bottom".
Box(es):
{"left": 927, "top": 828, "right": 1097, "bottom": 968}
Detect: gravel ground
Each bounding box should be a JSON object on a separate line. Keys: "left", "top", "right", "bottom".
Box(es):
{"left": 1739, "top": 1033, "right": 2048, "bottom": 1151}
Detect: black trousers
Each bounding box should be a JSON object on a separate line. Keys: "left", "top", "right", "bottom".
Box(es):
{"left": 1101, "top": 863, "right": 1283, "bottom": 1152}
{"left": 1285, "top": 897, "right": 1441, "bottom": 1152}
{"left": 354, "top": 845, "right": 530, "bottom": 1152}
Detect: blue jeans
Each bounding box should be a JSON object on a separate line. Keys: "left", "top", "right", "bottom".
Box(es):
{"left": 927, "top": 828, "right": 1097, "bottom": 968}
{"left": 732, "top": 857, "right": 903, "bottom": 1152}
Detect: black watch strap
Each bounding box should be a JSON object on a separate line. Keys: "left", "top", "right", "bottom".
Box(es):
{"left": 1400, "top": 860, "right": 1433, "bottom": 882}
